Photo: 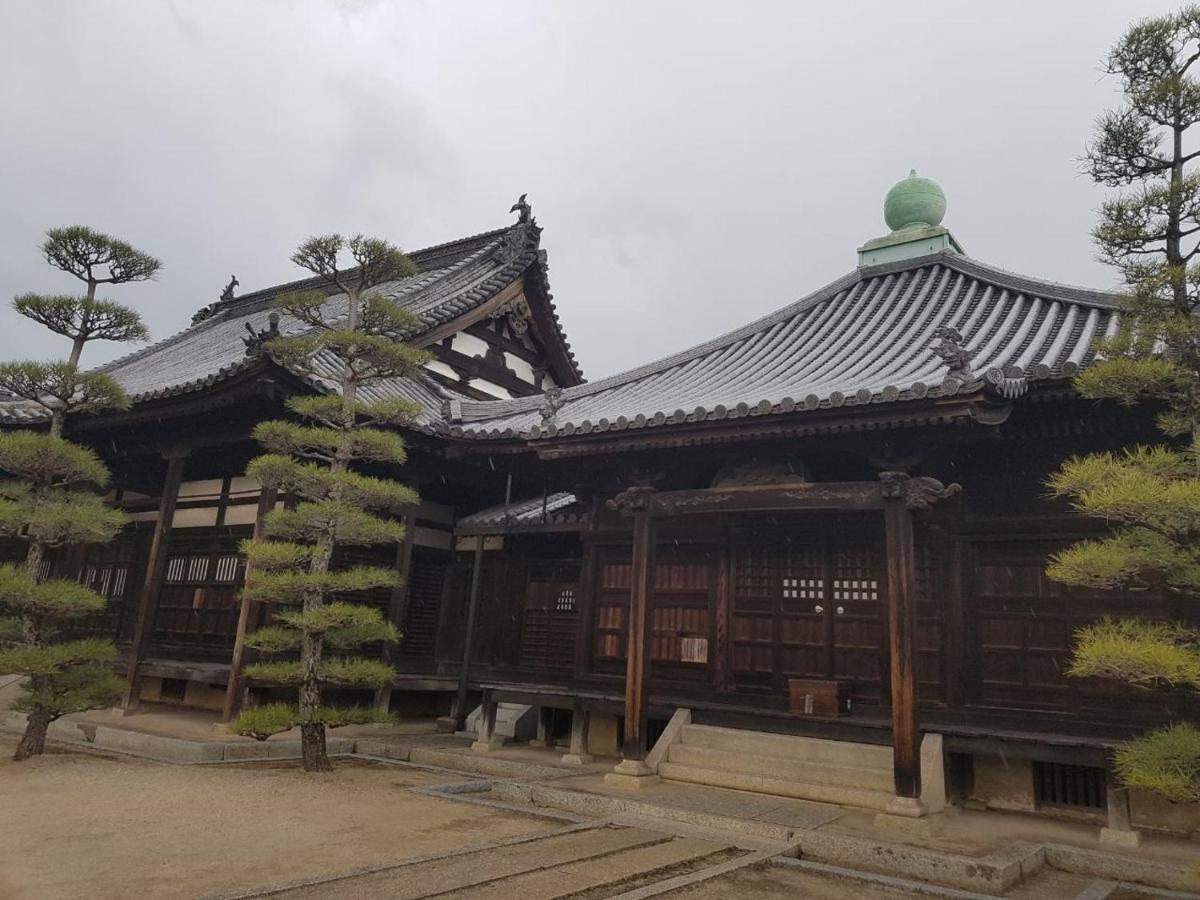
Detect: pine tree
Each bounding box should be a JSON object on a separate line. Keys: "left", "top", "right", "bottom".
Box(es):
{"left": 231, "top": 234, "right": 429, "bottom": 772}
{"left": 0, "top": 227, "right": 156, "bottom": 759}
{"left": 1047, "top": 8, "right": 1200, "bottom": 802}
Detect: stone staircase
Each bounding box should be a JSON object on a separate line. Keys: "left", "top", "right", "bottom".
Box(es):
{"left": 657, "top": 722, "right": 944, "bottom": 814}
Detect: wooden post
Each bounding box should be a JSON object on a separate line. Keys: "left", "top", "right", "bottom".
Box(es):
{"left": 882, "top": 472, "right": 921, "bottom": 801}
{"left": 713, "top": 530, "right": 732, "bottom": 691}
{"left": 452, "top": 538, "right": 485, "bottom": 731}
{"left": 621, "top": 504, "right": 656, "bottom": 762}
{"left": 121, "top": 452, "right": 187, "bottom": 711}
{"left": 470, "top": 687, "right": 503, "bottom": 752}
{"left": 375, "top": 505, "right": 418, "bottom": 712}
{"left": 221, "top": 486, "right": 277, "bottom": 723}
{"left": 572, "top": 502, "right": 600, "bottom": 681}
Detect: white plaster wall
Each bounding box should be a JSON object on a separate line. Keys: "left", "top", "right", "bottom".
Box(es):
{"left": 468, "top": 378, "right": 512, "bottom": 399}
{"left": 424, "top": 359, "right": 459, "bottom": 381}
{"left": 451, "top": 331, "right": 491, "bottom": 358}
{"left": 505, "top": 352, "right": 535, "bottom": 383}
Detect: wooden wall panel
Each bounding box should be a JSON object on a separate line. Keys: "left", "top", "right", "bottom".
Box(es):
{"left": 518, "top": 579, "right": 578, "bottom": 671}
{"left": 971, "top": 540, "right": 1170, "bottom": 717}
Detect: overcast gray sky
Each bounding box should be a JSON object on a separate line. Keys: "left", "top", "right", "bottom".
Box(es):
{"left": 0, "top": 1, "right": 1178, "bottom": 380}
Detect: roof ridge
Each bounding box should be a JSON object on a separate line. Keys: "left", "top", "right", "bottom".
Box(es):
{"left": 94, "top": 225, "right": 518, "bottom": 379}
{"left": 942, "top": 254, "right": 1122, "bottom": 308}
{"left": 189, "top": 222, "right": 514, "bottom": 320}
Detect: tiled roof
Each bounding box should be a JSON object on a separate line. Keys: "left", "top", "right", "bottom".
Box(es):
{"left": 456, "top": 492, "right": 583, "bottom": 533}
{"left": 0, "top": 220, "right": 580, "bottom": 426}
{"left": 442, "top": 252, "right": 1122, "bottom": 441}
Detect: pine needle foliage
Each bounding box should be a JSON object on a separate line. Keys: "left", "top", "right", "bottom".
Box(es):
{"left": 0, "top": 226, "right": 153, "bottom": 759}
{"left": 0, "top": 433, "right": 126, "bottom": 760}
{"left": 1114, "top": 724, "right": 1200, "bottom": 802}
{"left": 2, "top": 226, "right": 158, "bottom": 437}
{"left": 1048, "top": 8, "right": 1200, "bottom": 803}
{"left": 231, "top": 233, "right": 430, "bottom": 771}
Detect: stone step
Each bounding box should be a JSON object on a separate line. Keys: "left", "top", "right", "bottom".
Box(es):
{"left": 658, "top": 761, "right": 896, "bottom": 811}
{"left": 466, "top": 702, "right": 537, "bottom": 741}
{"left": 435, "top": 836, "right": 732, "bottom": 900}
{"left": 665, "top": 743, "right": 894, "bottom": 793}
{"left": 679, "top": 723, "right": 892, "bottom": 768}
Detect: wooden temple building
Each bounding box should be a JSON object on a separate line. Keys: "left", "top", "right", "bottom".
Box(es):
{"left": 2, "top": 174, "right": 1194, "bottom": 838}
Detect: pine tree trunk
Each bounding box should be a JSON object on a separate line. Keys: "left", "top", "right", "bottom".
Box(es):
{"left": 300, "top": 722, "right": 331, "bottom": 772}
{"left": 14, "top": 702, "right": 52, "bottom": 761}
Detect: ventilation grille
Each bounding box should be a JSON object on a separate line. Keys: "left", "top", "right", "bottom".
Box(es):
{"left": 1033, "top": 761, "right": 1106, "bottom": 811}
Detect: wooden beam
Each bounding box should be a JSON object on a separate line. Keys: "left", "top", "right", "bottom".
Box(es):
{"left": 221, "top": 486, "right": 277, "bottom": 723}
{"left": 431, "top": 345, "right": 541, "bottom": 397}
{"left": 416, "top": 277, "right": 526, "bottom": 348}
{"left": 612, "top": 482, "right": 887, "bottom": 517}
{"left": 621, "top": 503, "right": 657, "bottom": 761}
{"left": 882, "top": 472, "right": 921, "bottom": 800}
{"left": 121, "top": 452, "right": 187, "bottom": 711}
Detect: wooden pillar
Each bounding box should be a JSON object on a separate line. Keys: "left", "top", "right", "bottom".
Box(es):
{"left": 882, "top": 472, "right": 921, "bottom": 801}
{"left": 621, "top": 505, "right": 656, "bottom": 762}
{"left": 374, "top": 505, "right": 418, "bottom": 712}
{"left": 121, "top": 452, "right": 187, "bottom": 711}
{"left": 572, "top": 503, "right": 600, "bottom": 681}
{"left": 452, "top": 538, "right": 485, "bottom": 731}
{"left": 713, "top": 529, "right": 732, "bottom": 691}
{"left": 221, "top": 486, "right": 278, "bottom": 724}
{"left": 470, "top": 686, "right": 503, "bottom": 752}
{"left": 942, "top": 530, "right": 967, "bottom": 710}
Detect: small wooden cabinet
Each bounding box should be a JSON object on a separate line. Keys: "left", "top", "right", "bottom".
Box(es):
{"left": 788, "top": 678, "right": 850, "bottom": 717}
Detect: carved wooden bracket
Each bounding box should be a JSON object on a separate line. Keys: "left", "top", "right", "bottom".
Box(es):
{"left": 606, "top": 485, "right": 658, "bottom": 516}
{"left": 879, "top": 471, "right": 962, "bottom": 510}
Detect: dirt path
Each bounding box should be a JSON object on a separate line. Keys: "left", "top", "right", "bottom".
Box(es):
{"left": 0, "top": 738, "right": 549, "bottom": 900}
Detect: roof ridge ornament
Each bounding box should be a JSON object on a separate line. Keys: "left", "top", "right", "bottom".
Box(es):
{"left": 857, "top": 171, "right": 964, "bottom": 267}
{"left": 191, "top": 274, "right": 241, "bottom": 325}
{"left": 538, "top": 386, "right": 565, "bottom": 427}
{"left": 242, "top": 312, "right": 280, "bottom": 357}
{"left": 932, "top": 325, "right": 974, "bottom": 383}
{"left": 510, "top": 193, "right": 533, "bottom": 225}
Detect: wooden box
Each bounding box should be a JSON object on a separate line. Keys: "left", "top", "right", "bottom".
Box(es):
{"left": 788, "top": 678, "right": 851, "bottom": 717}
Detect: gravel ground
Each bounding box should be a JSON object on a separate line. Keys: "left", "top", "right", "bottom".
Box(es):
{"left": 0, "top": 737, "right": 549, "bottom": 900}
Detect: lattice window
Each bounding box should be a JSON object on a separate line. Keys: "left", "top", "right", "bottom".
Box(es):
{"left": 213, "top": 555, "right": 240, "bottom": 583}
{"left": 165, "top": 556, "right": 187, "bottom": 583}
{"left": 680, "top": 636, "right": 709, "bottom": 663}
{"left": 555, "top": 588, "right": 576, "bottom": 612}
{"left": 187, "top": 556, "right": 210, "bottom": 582}
{"left": 1033, "top": 761, "right": 1106, "bottom": 811}
{"left": 782, "top": 576, "right": 821, "bottom": 601}
{"left": 832, "top": 578, "right": 878, "bottom": 601}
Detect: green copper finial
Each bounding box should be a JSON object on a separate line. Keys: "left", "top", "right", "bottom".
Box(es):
{"left": 884, "top": 170, "right": 946, "bottom": 231}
